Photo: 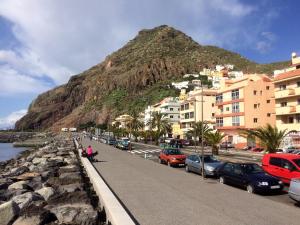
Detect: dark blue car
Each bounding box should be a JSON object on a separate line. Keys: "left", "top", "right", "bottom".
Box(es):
{"left": 217, "top": 162, "right": 284, "bottom": 194}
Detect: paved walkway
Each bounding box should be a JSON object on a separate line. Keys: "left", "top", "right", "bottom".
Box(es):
{"left": 83, "top": 139, "right": 300, "bottom": 225}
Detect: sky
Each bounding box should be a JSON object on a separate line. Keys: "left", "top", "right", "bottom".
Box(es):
{"left": 0, "top": 0, "right": 299, "bottom": 129}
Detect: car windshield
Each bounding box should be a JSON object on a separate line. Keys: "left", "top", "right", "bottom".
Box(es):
{"left": 293, "top": 159, "right": 300, "bottom": 168}
{"left": 242, "top": 164, "right": 263, "bottom": 174}
{"left": 203, "top": 155, "right": 219, "bottom": 163}
{"left": 167, "top": 149, "right": 182, "bottom": 155}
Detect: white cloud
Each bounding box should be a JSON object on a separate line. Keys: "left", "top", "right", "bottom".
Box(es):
{"left": 0, "top": 65, "right": 51, "bottom": 96}
{"left": 256, "top": 31, "right": 277, "bottom": 53}
{"left": 0, "top": 0, "right": 269, "bottom": 87}
{"left": 0, "top": 109, "right": 27, "bottom": 129}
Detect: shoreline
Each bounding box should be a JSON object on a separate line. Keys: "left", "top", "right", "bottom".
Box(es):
{"left": 0, "top": 134, "right": 103, "bottom": 225}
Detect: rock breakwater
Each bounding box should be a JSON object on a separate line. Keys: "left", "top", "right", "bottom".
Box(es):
{"left": 0, "top": 135, "right": 101, "bottom": 225}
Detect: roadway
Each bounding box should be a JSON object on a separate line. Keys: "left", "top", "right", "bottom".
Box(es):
{"left": 82, "top": 138, "right": 300, "bottom": 225}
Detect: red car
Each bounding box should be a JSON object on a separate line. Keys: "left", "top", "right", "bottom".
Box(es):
{"left": 262, "top": 153, "right": 300, "bottom": 184}
{"left": 158, "top": 148, "right": 186, "bottom": 167}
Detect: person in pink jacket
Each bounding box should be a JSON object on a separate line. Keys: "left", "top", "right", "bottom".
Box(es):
{"left": 87, "top": 145, "right": 93, "bottom": 161}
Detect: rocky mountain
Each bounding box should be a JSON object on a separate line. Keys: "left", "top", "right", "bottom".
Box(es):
{"left": 15, "top": 25, "right": 289, "bottom": 131}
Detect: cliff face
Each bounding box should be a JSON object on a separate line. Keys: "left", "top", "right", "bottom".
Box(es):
{"left": 15, "top": 25, "right": 289, "bottom": 131}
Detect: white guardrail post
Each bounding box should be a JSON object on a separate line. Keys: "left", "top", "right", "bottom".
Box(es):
{"left": 74, "top": 139, "right": 136, "bottom": 225}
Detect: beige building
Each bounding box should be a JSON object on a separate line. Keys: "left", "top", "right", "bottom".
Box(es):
{"left": 273, "top": 53, "right": 300, "bottom": 134}
{"left": 112, "top": 114, "right": 133, "bottom": 128}
{"left": 215, "top": 74, "right": 275, "bottom": 148}
{"left": 180, "top": 89, "right": 217, "bottom": 137}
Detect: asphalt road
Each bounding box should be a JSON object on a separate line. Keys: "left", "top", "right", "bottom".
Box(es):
{"left": 82, "top": 138, "right": 300, "bottom": 225}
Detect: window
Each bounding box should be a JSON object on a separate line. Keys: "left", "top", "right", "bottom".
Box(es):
{"left": 231, "top": 89, "right": 239, "bottom": 100}
{"left": 279, "top": 84, "right": 286, "bottom": 90}
{"left": 289, "top": 117, "right": 294, "bottom": 123}
{"left": 298, "top": 99, "right": 300, "bottom": 105}
{"left": 226, "top": 107, "right": 230, "bottom": 111}
{"left": 216, "top": 117, "right": 223, "bottom": 127}
{"left": 212, "top": 113, "right": 215, "bottom": 117}
{"left": 253, "top": 90, "right": 257, "bottom": 95}
{"left": 184, "top": 113, "right": 189, "bottom": 119}
{"left": 216, "top": 94, "right": 223, "bottom": 103}
{"left": 184, "top": 104, "right": 189, "bottom": 110}
{"left": 181, "top": 105, "right": 184, "bottom": 111}
{"left": 254, "top": 104, "right": 257, "bottom": 109}
{"left": 281, "top": 102, "right": 287, "bottom": 107}
{"left": 233, "top": 164, "right": 243, "bottom": 175}
{"left": 296, "top": 115, "right": 300, "bottom": 123}
{"left": 270, "top": 157, "right": 281, "bottom": 167}
{"left": 220, "top": 107, "right": 224, "bottom": 113}
{"left": 260, "top": 90, "right": 262, "bottom": 95}
{"left": 266, "top": 86, "right": 270, "bottom": 90}
{"left": 232, "top": 116, "right": 240, "bottom": 126}
{"left": 170, "top": 108, "right": 173, "bottom": 111}
{"left": 232, "top": 102, "right": 239, "bottom": 113}
{"left": 253, "top": 118, "right": 258, "bottom": 123}
{"left": 267, "top": 113, "right": 271, "bottom": 117}
{"left": 297, "top": 81, "right": 300, "bottom": 87}
{"left": 267, "top": 100, "right": 270, "bottom": 103}
{"left": 212, "top": 103, "right": 215, "bottom": 107}
{"left": 223, "top": 163, "right": 233, "bottom": 173}
{"left": 282, "top": 159, "right": 296, "bottom": 171}
{"left": 170, "top": 115, "right": 174, "bottom": 119}
{"left": 190, "top": 112, "right": 194, "bottom": 118}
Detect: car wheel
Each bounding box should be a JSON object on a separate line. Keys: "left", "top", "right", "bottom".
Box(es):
{"left": 185, "top": 165, "right": 190, "bottom": 172}
{"left": 219, "top": 176, "right": 226, "bottom": 184}
{"left": 247, "top": 184, "right": 255, "bottom": 194}
{"left": 167, "top": 161, "right": 172, "bottom": 167}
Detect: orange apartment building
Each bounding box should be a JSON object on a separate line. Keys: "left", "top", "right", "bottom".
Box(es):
{"left": 215, "top": 74, "right": 276, "bottom": 148}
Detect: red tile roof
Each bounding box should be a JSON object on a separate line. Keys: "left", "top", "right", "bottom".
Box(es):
{"left": 273, "top": 69, "right": 300, "bottom": 82}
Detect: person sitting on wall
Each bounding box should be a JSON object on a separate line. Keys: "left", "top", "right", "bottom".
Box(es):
{"left": 87, "top": 145, "right": 94, "bottom": 161}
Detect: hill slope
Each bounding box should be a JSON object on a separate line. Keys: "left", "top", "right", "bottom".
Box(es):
{"left": 15, "top": 25, "right": 289, "bottom": 131}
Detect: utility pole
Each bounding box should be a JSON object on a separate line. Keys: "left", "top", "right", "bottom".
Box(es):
{"left": 194, "top": 98, "right": 197, "bottom": 153}
{"left": 201, "top": 84, "right": 205, "bottom": 179}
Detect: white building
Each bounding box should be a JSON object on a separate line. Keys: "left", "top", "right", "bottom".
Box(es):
{"left": 144, "top": 97, "right": 180, "bottom": 130}
{"left": 171, "top": 81, "right": 189, "bottom": 89}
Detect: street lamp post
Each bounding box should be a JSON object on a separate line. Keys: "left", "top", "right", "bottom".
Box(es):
{"left": 200, "top": 84, "right": 205, "bottom": 179}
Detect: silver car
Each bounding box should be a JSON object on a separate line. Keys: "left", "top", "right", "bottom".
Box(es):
{"left": 289, "top": 178, "right": 300, "bottom": 203}
{"left": 185, "top": 154, "right": 223, "bottom": 176}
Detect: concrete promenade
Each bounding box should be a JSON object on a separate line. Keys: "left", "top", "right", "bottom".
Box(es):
{"left": 83, "top": 139, "right": 300, "bottom": 225}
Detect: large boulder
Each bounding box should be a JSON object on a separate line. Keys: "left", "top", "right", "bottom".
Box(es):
{"left": 0, "top": 201, "right": 19, "bottom": 225}
{"left": 35, "top": 187, "right": 55, "bottom": 201}
{"left": 58, "top": 165, "right": 80, "bottom": 175}
{"left": 58, "top": 183, "right": 83, "bottom": 193}
{"left": 32, "top": 158, "right": 47, "bottom": 165}
{"left": 8, "top": 181, "right": 31, "bottom": 190}
{"left": 0, "top": 178, "right": 13, "bottom": 190}
{"left": 8, "top": 166, "right": 29, "bottom": 177}
{"left": 12, "top": 192, "right": 43, "bottom": 210}
{"left": 50, "top": 204, "right": 97, "bottom": 225}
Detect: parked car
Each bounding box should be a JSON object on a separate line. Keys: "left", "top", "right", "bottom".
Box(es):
{"left": 158, "top": 148, "right": 186, "bottom": 167}
{"left": 242, "top": 146, "right": 252, "bottom": 151}
{"left": 185, "top": 154, "right": 223, "bottom": 176}
{"left": 283, "top": 146, "right": 298, "bottom": 153}
{"left": 289, "top": 178, "right": 300, "bottom": 203}
{"left": 291, "top": 150, "right": 300, "bottom": 155}
{"left": 115, "top": 139, "right": 132, "bottom": 150}
{"left": 217, "top": 162, "right": 284, "bottom": 194}
{"left": 107, "top": 137, "right": 117, "bottom": 145}
{"left": 251, "top": 147, "right": 264, "bottom": 152}
{"left": 220, "top": 142, "right": 234, "bottom": 149}
{"left": 262, "top": 153, "right": 300, "bottom": 184}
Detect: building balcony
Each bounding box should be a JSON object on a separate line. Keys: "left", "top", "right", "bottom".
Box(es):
{"left": 278, "top": 123, "right": 300, "bottom": 132}
{"left": 275, "top": 89, "right": 297, "bottom": 99}
{"left": 276, "top": 106, "right": 297, "bottom": 115}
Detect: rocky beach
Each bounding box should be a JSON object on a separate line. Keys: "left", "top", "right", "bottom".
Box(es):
{"left": 0, "top": 134, "right": 102, "bottom": 225}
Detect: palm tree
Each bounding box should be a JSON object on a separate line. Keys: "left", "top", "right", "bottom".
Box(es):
{"left": 205, "top": 131, "right": 225, "bottom": 155}
{"left": 187, "top": 121, "right": 212, "bottom": 144}
{"left": 128, "top": 111, "right": 144, "bottom": 141}
{"left": 240, "top": 124, "right": 288, "bottom": 153}
{"left": 148, "top": 112, "right": 172, "bottom": 145}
